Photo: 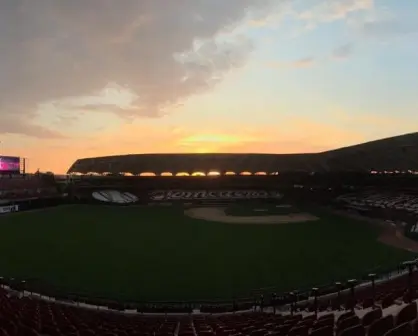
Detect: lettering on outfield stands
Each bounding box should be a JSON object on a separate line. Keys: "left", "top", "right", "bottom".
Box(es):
{"left": 149, "top": 190, "right": 282, "bottom": 201}
{"left": 92, "top": 190, "right": 138, "bottom": 204}
{"left": 0, "top": 205, "right": 19, "bottom": 214}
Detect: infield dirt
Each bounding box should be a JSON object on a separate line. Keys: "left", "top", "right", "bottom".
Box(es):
{"left": 185, "top": 207, "right": 319, "bottom": 224}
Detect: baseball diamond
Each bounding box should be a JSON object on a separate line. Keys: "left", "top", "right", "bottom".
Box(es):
{"left": 0, "top": 133, "right": 417, "bottom": 320}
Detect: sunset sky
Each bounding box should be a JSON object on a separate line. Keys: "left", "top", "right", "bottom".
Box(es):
{"left": 0, "top": 0, "right": 417, "bottom": 173}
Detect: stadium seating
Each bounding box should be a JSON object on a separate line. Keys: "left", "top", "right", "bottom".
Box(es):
{"left": 303, "top": 272, "right": 417, "bottom": 313}
{"left": 2, "top": 284, "right": 418, "bottom": 336}
{"left": 1, "top": 266, "right": 418, "bottom": 336}
{"left": 0, "top": 175, "right": 58, "bottom": 200}
{"left": 337, "top": 192, "right": 418, "bottom": 216}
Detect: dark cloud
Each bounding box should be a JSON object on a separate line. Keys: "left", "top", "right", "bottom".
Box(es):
{"left": 0, "top": 115, "right": 65, "bottom": 139}
{"left": 0, "top": 0, "right": 279, "bottom": 137}
{"left": 332, "top": 43, "right": 353, "bottom": 60}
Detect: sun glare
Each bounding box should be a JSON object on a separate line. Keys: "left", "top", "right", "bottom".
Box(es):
{"left": 180, "top": 133, "right": 248, "bottom": 153}
{"left": 184, "top": 134, "right": 243, "bottom": 143}
{"left": 195, "top": 147, "right": 212, "bottom": 153}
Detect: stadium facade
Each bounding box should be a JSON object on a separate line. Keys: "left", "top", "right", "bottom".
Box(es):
{"left": 68, "top": 132, "right": 418, "bottom": 175}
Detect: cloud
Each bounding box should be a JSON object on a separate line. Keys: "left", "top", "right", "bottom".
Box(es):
{"left": 244, "top": 0, "right": 374, "bottom": 40}
{"left": 268, "top": 56, "right": 316, "bottom": 69}
{"left": 0, "top": 0, "right": 282, "bottom": 137}
{"left": 291, "top": 57, "right": 316, "bottom": 68}
{"left": 361, "top": 19, "right": 418, "bottom": 39}
{"left": 0, "top": 115, "right": 65, "bottom": 139}
{"left": 332, "top": 43, "right": 353, "bottom": 60}
{"left": 0, "top": 0, "right": 378, "bottom": 139}
{"left": 296, "top": 0, "right": 374, "bottom": 26}
{"left": 348, "top": 5, "right": 418, "bottom": 40}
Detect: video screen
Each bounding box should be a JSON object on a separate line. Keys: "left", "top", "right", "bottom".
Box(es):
{"left": 0, "top": 156, "right": 21, "bottom": 174}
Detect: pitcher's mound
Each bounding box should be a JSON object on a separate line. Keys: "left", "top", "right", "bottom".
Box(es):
{"left": 185, "top": 207, "right": 319, "bottom": 225}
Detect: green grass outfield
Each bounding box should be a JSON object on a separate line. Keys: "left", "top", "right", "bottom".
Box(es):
{"left": 0, "top": 204, "right": 415, "bottom": 303}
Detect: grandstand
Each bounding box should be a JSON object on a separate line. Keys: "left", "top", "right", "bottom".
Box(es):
{"left": 67, "top": 132, "right": 418, "bottom": 175}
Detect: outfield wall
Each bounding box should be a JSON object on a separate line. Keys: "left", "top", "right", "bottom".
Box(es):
{"left": 72, "top": 188, "right": 284, "bottom": 206}
{"left": 0, "top": 197, "right": 65, "bottom": 215}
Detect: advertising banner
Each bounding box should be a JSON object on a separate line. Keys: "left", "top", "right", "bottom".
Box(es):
{"left": 0, "top": 204, "right": 19, "bottom": 214}
{"left": 148, "top": 190, "right": 282, "bottom": 201}
{"left": 87, "top": 189, "right": 283, "bottom": 205}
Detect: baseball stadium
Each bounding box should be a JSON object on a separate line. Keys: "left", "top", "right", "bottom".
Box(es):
{"left": 0, "top": 132, "right": 418, "bottom": 336}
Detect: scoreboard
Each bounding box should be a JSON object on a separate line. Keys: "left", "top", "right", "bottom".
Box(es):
{"left": 0, "top": 156, "right": 21, "bottom": 174}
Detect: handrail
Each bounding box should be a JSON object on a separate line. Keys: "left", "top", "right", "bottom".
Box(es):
{"left": 1, "top": 259, "right": 415, "bottom": 315}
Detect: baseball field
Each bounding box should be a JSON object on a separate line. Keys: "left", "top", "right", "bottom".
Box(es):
{"left": 0, "top": 203, "right": 415, "bottom": 303}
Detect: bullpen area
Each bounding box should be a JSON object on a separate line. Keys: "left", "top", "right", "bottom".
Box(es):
{"left": 0, "top": 203, "right": 415, "bottom": 303}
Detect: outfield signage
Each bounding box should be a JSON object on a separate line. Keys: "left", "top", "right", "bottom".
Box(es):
{"left": 149, "top": 190, "right": 282, "bottom": 201}
{"left": 0, "top": 204, "right": 19, "bottom": 214}
{"left": 92, "top": 190, "right": 139, "bottom": 204}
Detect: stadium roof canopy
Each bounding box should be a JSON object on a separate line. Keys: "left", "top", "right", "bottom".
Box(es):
{"left": 67, "top": 132, "right": 418, "bottom": 175}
